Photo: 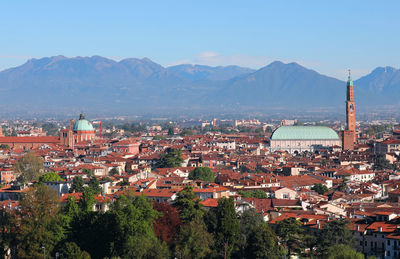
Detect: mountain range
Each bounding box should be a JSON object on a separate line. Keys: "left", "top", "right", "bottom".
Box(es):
{"left": 0, "top": 55, "right": 399, "bottom": 115}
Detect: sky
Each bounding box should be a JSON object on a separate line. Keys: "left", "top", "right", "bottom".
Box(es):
{"left": 0, "top": 0, "right": 399, "bottom": 79}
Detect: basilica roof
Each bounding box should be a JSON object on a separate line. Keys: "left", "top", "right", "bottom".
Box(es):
{"left": 271, "top": 126, "right": 339, "bottom": 140}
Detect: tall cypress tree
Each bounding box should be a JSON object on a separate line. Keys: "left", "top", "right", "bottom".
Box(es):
{"left": 215, "top": 197, "right": 240, "bottom": 259}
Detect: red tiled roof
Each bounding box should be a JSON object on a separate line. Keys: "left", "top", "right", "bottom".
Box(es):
{"left": 200, "top": 198, "right": 219, "bottom": 207}
{"left": 0, "top": 136, "right": 59, "bottom": 143}
{"left": 243, "top": 198, "right": 272, "bottom": 213}
{"left": 142, "top": 189, "right": 180, "bottom": 198}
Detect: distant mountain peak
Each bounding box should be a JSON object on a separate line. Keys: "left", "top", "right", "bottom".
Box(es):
{"left": 167, "top": 63, "right": 255, "bottom": 81}
{"left": 0, "top": 55, "right": 399, "bottom": 114}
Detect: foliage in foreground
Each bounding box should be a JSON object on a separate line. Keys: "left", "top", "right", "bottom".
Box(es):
{"left": 0, "top": 185, "right": 370, "bottom": 259}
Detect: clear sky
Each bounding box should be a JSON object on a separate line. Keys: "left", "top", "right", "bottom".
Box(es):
{"left": 0, "top": 0, "right": 399, "bottom": 79}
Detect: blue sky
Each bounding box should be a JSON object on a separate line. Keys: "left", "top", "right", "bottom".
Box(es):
{"left": 0, "top": 0, "right": 399, "bottom": 79}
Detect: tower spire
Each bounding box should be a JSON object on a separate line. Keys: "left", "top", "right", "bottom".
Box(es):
{"left": 343, "top": 69, "right": 356, "bottom": 150}
{"left": 347, "top": 69, "right": 353, "bottom": 86}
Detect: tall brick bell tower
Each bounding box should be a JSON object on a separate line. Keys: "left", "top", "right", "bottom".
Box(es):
{"left": 343, "top": 70, "right": 356, "bottom": 150}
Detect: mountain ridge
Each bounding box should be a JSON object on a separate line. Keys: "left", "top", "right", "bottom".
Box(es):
{"left": 0, "top": 55, "right": 399, "bottom": 114}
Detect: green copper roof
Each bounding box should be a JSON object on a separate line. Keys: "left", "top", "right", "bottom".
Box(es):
{"left": 271, "top": 126, "right": 339, "bottom": 140}
{"left": 73, "top": 113, "right": 94, "bottom": 132}
{"left": 347, "top": 70, "right": 353, "bottom": 86}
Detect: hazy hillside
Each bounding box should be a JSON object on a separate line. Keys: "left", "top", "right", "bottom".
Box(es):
{"left": 0, "top": 55, "right": 398, "bottom": 115}
{"left": 167, "top": 64, "right": 255, "bottom": 81}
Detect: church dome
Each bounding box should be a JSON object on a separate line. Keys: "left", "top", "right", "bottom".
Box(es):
{"left": 73, "top": 113, "right": 94, "bottom": 132}
{"left": 271, "top": 126, "right": 339, "bottom": 140}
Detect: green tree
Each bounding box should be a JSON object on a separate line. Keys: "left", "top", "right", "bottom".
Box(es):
{"left": 276, "top": 218, "right": 304, "bottom": 256}
{"left": 180, "top": 129, "right": 194, "bottom": 136}
{"left": 312, "top": 183, "right": 329, "bottom": 195}
{"left": 174, "top": 215, "right": 213, "bottom": 259}
{"left": 326, "top": 244, "right": 364, "bottom": 259}
{"left": 189, "top": 167, "right": 214, "bottom": 182}
{"left": 83, "top": 168, "right": 94, "bottom": 177}
{"left": 0, "top": 208, "right": 16, "bottom": 258}
{"left": 173, "top": 186, "right": 203, "bottom": 224}
{"left": 109, "top": 195, "right": 169, "bottom": 258}
{"left": 16, "top": 185, "right": 65, "bottom": 258}
{"left": 338, "top": 176, "right": 349, "bottom": 192}
{"left": 302, "top": 234, "right": 318, "bottom": 258}
{"left": 168, "top": 127, "right": 174, "bottom": 136}
{"left": 78, "top": 188, "right": 96, "bottom": 212}
{"left": 69, "top": 211, "right": 115, "bottom": 258}
{"left": 214, "top": 197, "right": 240, "bottom": 259}
{"left": 235, "top": 208, "right": 265, "bottom": 258}
{"left": 14, "top": 151, "right": 44, "bottom": 183}
{"left": 64, "top": 197, "right": 80, "bottom": 219}
{"left": 58, "top": 242, "right": 91, "bottom": 259}
{"left": 88, "top": 176, "right": 102, "bottom": 195}
{"left": 153, "top": 135, "right": 167, "bottom": 140}
{"left": 157, "top": 148, "right": 184, "bottom": 168}
{"left": 0, "top": 144, "right": 9, "bottom": 149}
{"left": 246, "top": 224, "right": 281, "bottom": 259}
{"left": 108, "top": 167, "right": 119, "bottom": 176}
{"left": 373, "top": 154, "right": 396, "bottom": 170}
{"left": 318, "top": 220, "right": 355, "bottom": 257}
{"left": 70, "top": 176, "right": 85, "bottom": 193}
{"left": 39, "top": 171, "right": 63, "bottom": 183}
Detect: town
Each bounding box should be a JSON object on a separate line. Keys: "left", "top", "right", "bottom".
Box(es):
{"left": 0, "top": 73, "right": 399, "bottom": 258}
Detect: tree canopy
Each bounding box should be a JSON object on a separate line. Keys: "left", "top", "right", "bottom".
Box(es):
{"left": 153, "top": 202, "right": 182, "bottom": 244}
{"left": 276, "top": 218, "right": 304, "bottom": 256}
{"left": 373, "top": 154, "right": 396, "bottom": 170}
{"left": 214, "top": 197, "right": 240, "bottom": 259}
{"left": 14, "top": 151, "right": 44, "bottom": 183}
{"left": 39, "top": 171, "right": 63, "bottom": 183}
{"left": 88, "top": 176, "right": 102, "bottom": 195}
{"left": 188, "top": 167, "right": 214, "bottom": 182}
{"left": 173, "top": 186, "right": 203, "bottom": 224}
{"left": 318, "top": 219, "right": 355, "bottom": 257}
{"left": 0, "top": 144, "right": 9, "bottom": 149}
{"left": 70, "top": 176, "right": 85, "bottom": 193}
{"left": 157, "top": 148, "right": 184, "bottom": 168}
{"left": 174, "top": 215, "right": 213, "bottom": 259}
{"left": 246, "top": 224, "right": 281, "bottom": 259}
{"left": 16, "top": 185, "right": 65, "bottom": 258}
{"left": 312, "top": 183, "right": 329, "bottom": 195}
{"left": 108, "top": 195, "right": 168, "bottom": 258}
{"left": 108, "top": 167, "right": 119, "bottom": 176}
{"left": 326, "top": 244, "right": 364, "bottom": 259}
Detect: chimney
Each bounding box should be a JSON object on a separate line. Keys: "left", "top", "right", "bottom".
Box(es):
{"left": 378, "top": 227, "right": 382, "bottom": 232}
{"left": 356, "top": 225, "right": 360, "bottom": 231}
